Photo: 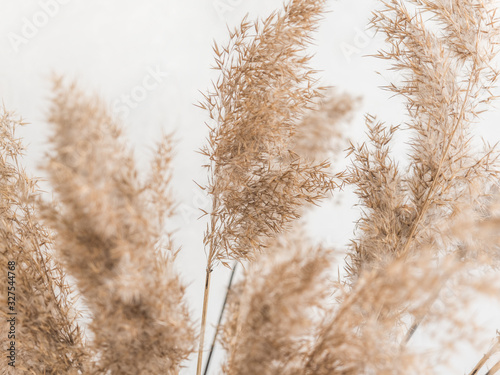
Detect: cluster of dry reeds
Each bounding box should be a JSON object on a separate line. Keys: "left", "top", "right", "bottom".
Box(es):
{"left": 2, "top": 0, "right": 500, "bottom": 373}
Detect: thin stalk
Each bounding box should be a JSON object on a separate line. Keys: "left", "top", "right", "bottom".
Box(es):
{"left": 197, "top": 196, "right": 219, "bottom": 375}
{"left": 486, "top": 361, "right": 500, "bottom": 375}
{"left": 403, "top": 276, "right": 449, "bottom": 345}
{"left": 197, "top": 268, "right": 212, "bottom": 375}
{"left": 203, "top": 262, "right": 238, "bottom": 375}
{"left": 469, "top": 338, "right": 500, "bottom": 375}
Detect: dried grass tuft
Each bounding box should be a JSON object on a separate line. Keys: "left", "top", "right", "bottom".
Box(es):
{"left": 40, "top": 80, "right": 195, "bottom": 374}
{"left": 2, "top": 0, "right": 500, "bottom": 374}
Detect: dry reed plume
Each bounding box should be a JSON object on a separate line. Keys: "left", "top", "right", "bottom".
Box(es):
{"left": 196, "top": 0, "right": 342, "bottom": 371}
{"left": 39, "top": 80, "right": 194, "bottom": 374}
{"left": 2, "top": 0, "right": 500, "bottom": 374}
{"left": 0, "top": 108, "right": 87, "bottom": 374}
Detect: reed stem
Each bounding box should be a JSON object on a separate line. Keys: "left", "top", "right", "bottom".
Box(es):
{"left": 203, "top": 262, "right": 238, "bottom": 375}
{"left": 196, "top": 269, "right": 212, "bottom": 375}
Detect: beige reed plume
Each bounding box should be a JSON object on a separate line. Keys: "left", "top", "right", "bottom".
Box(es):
{"left": 306, "top": 0, "right": 500, "bottom": 372}
{"left": 221, "top": 232, "right": 333, "bottom": 375}
{"left": 219, "top": 0, "right": 500, "bottom": 373}
{"left": 0, "top": 108, "right": 87, "bottom": 374}
{"left": 3, "top": 0, "right": 500, "bottom": 373}
{"left": 195, "top": 0, "right": 341, "bottom": 372}
{"left": 201, "top": 87, "right": 358, "bottom": 375}
{"left": 348, "top": 0, "right": 500, "bottom": 279}
{"left": 40, "top": 79, "right": 194, "bottom": 374}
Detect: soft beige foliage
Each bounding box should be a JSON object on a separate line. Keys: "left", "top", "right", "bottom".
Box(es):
{"left": 199, "top": 0, "right": 339, "bottom": 268}
{"left": 0, "top": 109, "right": 87, "bottom": 374}
{"left": 347, "top": 0, "right": 500, "bottom": 280}
{"left": 219, "top": 0, "right": 500, "bottom": 374}
{"left": 196, "top": 1, "right": 343, "bottom": 371}
{"left": 2, "top": 0, "right": 500, "bottom": 374}
{"left": 221, "top": 232, "right": 332, "bottom": 375}
{"left": 292, "top": 90, "right": 358, "bottom": 162}
{"left": 41, "top": 80, "right": 194, "bottom": 374}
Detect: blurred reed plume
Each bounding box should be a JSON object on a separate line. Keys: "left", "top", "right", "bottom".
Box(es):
{"left": 0, "top": 109, "right": 87, "bottom": 374}
{"left": 2, "top": 0, "right": 500, "bottom": 374}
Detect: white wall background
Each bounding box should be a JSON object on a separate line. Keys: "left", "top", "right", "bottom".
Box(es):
{"left": 1, "top": 0, "right": 500, "bottom": 373}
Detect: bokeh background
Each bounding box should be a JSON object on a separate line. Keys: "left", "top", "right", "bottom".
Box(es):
{"left": 2, "top": 0, "right": 500, "bottom": 373}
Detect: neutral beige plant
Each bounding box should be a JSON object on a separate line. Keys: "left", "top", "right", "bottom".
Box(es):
{"left": 2, "top": 0, "right": 500, "bottom": 374}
